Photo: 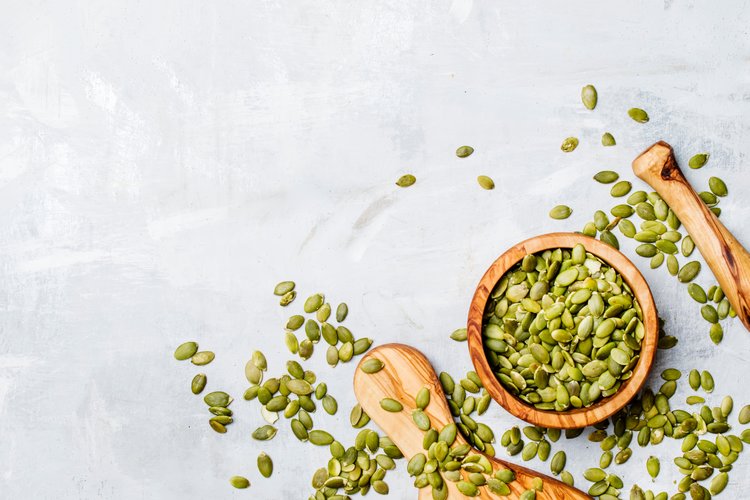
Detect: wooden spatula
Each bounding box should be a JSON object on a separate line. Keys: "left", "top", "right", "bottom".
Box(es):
{"left": 632, "top": 141, "right": 750, "bottom": 331}
{"left": 353, "top": 343, "right": 591, "bottom": 499}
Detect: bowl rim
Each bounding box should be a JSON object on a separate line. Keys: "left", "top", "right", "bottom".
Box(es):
{"left": 466, "top": 232, "right": 659, "bottom": 429}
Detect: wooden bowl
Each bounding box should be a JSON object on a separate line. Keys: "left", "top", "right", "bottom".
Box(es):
{"left": 467, "top": 232, "right": 659, "bottom": 429}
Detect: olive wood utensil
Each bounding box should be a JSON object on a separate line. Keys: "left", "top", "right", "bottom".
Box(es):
{"left": 466, "top": 233, "right": 659, "bottom": 429}
{"left": 632, "top": 141, "right": 750, "bottom": 332}
{"left": 354, "top": 343, "right": 591, "bottom": 499}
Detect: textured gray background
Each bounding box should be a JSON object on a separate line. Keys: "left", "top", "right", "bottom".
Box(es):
{"left": 1, "top": 1, "right": 749, "bottom": 498}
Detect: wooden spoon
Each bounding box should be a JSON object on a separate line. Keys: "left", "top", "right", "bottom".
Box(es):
{"left": 466, "top": 233, "right": 659, "bottom": 429}
{"left": 353, "top": 343, "right": 591, "bottom": 499}
{"left": 632, "top": 141, "right": 750, "bottom": 331}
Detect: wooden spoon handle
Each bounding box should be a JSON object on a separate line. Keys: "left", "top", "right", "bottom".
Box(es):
{"left": 632, "top": 141, "right": 750, "bottom": 331}
{"left": 353, "top": 344, "right": 591, "bottom": 499}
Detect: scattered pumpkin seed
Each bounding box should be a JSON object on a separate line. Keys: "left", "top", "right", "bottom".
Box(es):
{"left": 229, "top": 476, "right": 250, "bottom": 489}
{"left": 477, "top": 175, "right": 495, "bottom": 190}
{"left": 601, "top": 133, "right": 616, "bottom": 146}
{"left": 549, "top": 205, "right": 573, "bottom": 220}
{"left": 380, "top": 398, "right": 403, "bottom": 412}
{"left": 191, "top": 351, "right": 215, "bottom": 366}
{"left": 191, "top": 373, "right": 207, "bottom": 395}
{"left": 628, "top": 108, "right": 649, "bottom": 123}
{"left": 396, "top": 174, "right": 416, "bottom": 187}
{"left": 688, "top": 153, "right": 709, "bottom": 170}
{"left": 581, "top": 85, "right": 598, "bottom": 110}
{"left": 456, "top": 145, "right": 474, "bottom": 158}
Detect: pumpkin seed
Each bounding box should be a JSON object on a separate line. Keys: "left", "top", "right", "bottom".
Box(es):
{"left": 682, "top": 236, "right": 695, "bottom": 257}
{"left": 477, "top": 175, "right": 495, "bottom": 190}
{"left": 174, "top": 341, "right": 198, "bottom": 360}
{"left": 739, "top": 405, "right": 750, "bottom": 424}
{"left": 204, "top": 391, "right": 232, "bottom": 407}
{"left": 416, "top": 387, "right": 430, "bottom": 410}
{"left": 273, "top": 280, "right": 295, "bottom": 296}
{"left": 628, "top": 108, "right": 649, "bottom": 123}
{"left": 678, "top": 261, "right": 701, "bottom": 283}
{"left": 594, "top": 170, "right": 619, "bottom": 184}
{"left": 610, "top": 181, "right": 632, "bottom": 197}
{"left": 581, "top": 84, "right": 598, "bottom": 109}
{"left": 709, "top": 176, "right": 728, "bottom": 197}
{"left": 689, "top": 153, "right": 709, "bottom": 170}
{"left": 380, "top": 398, "right": 403, "bottom": 412}
{"left": 601, "top": 132, "right": 616, "bottom": 146}
{"left": 191, "top": 351, "right": 215, "bottom": 365}
{"left": 450, "top": 328, "right": 467, "bottom": 341}
{"left": 335, "top": 302, "right": 348, "bottom": 322}
{"left": 209, "top": 420, "right": 227, "bottom": 433}
{"left": 412, "top": 410, "right": 431, "bottom": 431}
{"left": 279, "top": 290, "right": 296, "bottom": 306}
{"left": 710, "top": 472, "right": 728, "bottom": 494}
{"left": 303, "top": 293, "right": 324, "bottom": 313}
{"left": 191, "top": 373, "right": 207, "bottom": 395}
{"left": 257, "top": 452, "right": 273, "bottom": 478}
{"left": 700, "top": 371, "right": 714, "bottom": 393}
{"left": 647, "top": 456, "right": 660, "bottom": 478}
{"left": 561, "top": 137, "right": 579, "bottom": 153}
{"left": 550, "top": 451, "right": 566, "bottom": 475}
{"left": 252, "top": 425, "right": 278, "bottom": 441}
{"left": 701, "top": 304, "right": 719, "bottom": 324}
{"left": 549, "top": 205, "right": 572, "bottom": 220}
{"left": 309, "top": 430, "right": 334, "bottom": 446}
{"left": 229, "top": 476, "right": 250, "bottom": 489}
{"left": 396, "top": 174, "right": 416, "bottom": 187}
{"left": 360, "top": 358, "right": 384, "bottom": 374}
{"left": 456, "top": 145, "right": 474, "bottom": 158}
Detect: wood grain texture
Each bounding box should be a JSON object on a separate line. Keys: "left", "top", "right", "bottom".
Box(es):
{"left": 353, "top": 343, "right": 591, "bottom": 499}
{"left": 632, "top": 141, "right": 750, "bottom": 332}
{"left": 466, "top": 233, "right": 659, "bottom": 429}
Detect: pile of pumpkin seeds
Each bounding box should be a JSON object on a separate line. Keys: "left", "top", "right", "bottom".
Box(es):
{"left": 482, "top": 243, "right": 645, "bottom": 410}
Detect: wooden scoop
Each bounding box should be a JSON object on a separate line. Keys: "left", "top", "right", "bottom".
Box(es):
{"left": 632, "top": 141, "right": 750, "bottom": 331}
{"left": 353, "top": 344, "right": 591, "bottom": 499}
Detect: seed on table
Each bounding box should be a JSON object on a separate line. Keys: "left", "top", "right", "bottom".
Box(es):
{"left": 561, "top": 137, "right": 579, "bottom": 152}
{"left": 191, "top": 351, "right": 215, "bottom": 366}
{"left": 593, "top": 170, "right": 619, "bottom": 184}
{"left": 708, "top": 176, "right": 728, "bottom": 197}
{"left": 701, "top": 304, "right": 719, "bottom": 324}
{"left": 322, "top": 395, "right": 337, "bottom": 415}
{"left": 687, "top": 284, "right": 707, "bottom": 303}
{"left": 636, "top": 202, "right": 656, "bottom": 221}
{"left": 450, "top": 328, "right": 467, "bottom": 341}
{"left": 229, "top": 476, "right": 250, "bottom": 489}
{"left": 710, "top": 472, "right": 728, "bottom": 495}
{"left": 709, "top": 323, "right": 723, "bottom": 344}
{"left": 191, "top": 373, "right": 207, "bottom": 395}
{"left": 700, "top": 371, "right": 714, "bottom": 393}
{"left": 416, "top": 387, "right": 430, "bottom": 410}
{"left": 174, "top": 341, "right": 198, "bottom": 360}
{"left": 721, "top": 396, "right": 733, "bottom": 417}
{"left": 678, "top": 261, "right": 701, "bottom": 282}
{"left": 549, "top": 205, "right": 572, "bottom": 220}
{"left": 687, "top": 396, "right": 705, "bottom": 405}
{"left": 667, "top": 255, "right": 679, "bottom": 276}
{"left": 688, "top": 152, "right": 709, "bottom": 170}
{"left": 279, "top": 290, "right": 296, "bottom": 306}
{"left": 650, "top": 253, "right": 664, "bottom": 269}
{"left": 600, "top": 230, "right": 619, "bottom": 249}
{"left": 550, "top": 451, "right": 566, "bottom": 475}
{"left": 252, "top": 425, "right": 278, "bottom": 441}
{"left": 477, "top": 175, "right": 495, "bottom": 190}
{"left": 257, "top": 452, "right": 273, "bottom": 478}
{"left": 611, "top": 204, "right": 634, "bottom": 218}
{"left": 610, "top": 180, "right": 632, "bottom": 197}
{"left": 628, "top": 108, "right": 649, "bottom": 123}
{"left": 380, "top": 398, "right": 403, "bottom": 412}
{"left": 646, "top": 456, "right": 660, "bottom": 478}
{"left": 581, "top": 84, "right": 598, "bottom": 109}
{"left": 396, "top": 174, "right": 416, "bottom": 187}
{"left": 601, "top": 132, "right": 616, "bottom": 146}
{"left": 308, "top": 430, "right": 334, "bottom": 446}
{"left": 619, "top": 219, "right": 636, "bottom": 238}
{"left": 738, "top": 405, "right": 750, "bottom": 424}
{"left": 456, "top": 145, "right": 474, "bottom": 158}
{"left": 303, "top": 293, "right": 324, "bottom": 313}
{"left": 204, "top": 391, "right": 232, "bottom": 407}
{"left": 273, "top": 280, "right": 295, "bottom": 296}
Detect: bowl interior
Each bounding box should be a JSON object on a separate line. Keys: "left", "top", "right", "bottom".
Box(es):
{"left": 466, "top": 232, "right": 659, "bottom": 429}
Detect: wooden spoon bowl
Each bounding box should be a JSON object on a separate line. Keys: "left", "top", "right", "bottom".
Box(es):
{"left": 354, "top": 344, "right": 590, "bottom": 499}
{"left": 467, "top": 232, "right": 659, "bottom": 429}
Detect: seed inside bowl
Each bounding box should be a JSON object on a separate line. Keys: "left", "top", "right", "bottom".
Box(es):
{"left": 482, "top": 243, "right": 644, "bottom": 411}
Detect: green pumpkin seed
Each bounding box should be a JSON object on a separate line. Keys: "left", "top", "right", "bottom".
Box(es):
{"left": 689, "top": 153, "right": 709, "bottom": 170}
{"left": 322, "top": 395, "right": 338, "bottom": 415}
{"left": 257, "top": 452, "right": 273, "bottom": 478}
{"left": 594, "top": 170, "right": 619, "bottom": 184}
{"left": 286, "top": 315, "right": 304, "bottom": 330}
{"left": 416, "top": 387, "right": 430, "bottom": 410}
{"left": 396, "top": 174, "right": 416, "bottom": 187}
{"left": 279, "top": 290, "right": 296, "bottom": 306}
{"left": 666, "top": 254, "right": 679, "bottom": 276}
{"left": 456, "top": 145, "right": 474, "bottom": 158}
{"left": 550, "top": 450, "right": 566, "bottom": 475}
{"left": 335, "top": 302, "right": 348, "bottom": 322}
{"left": 600, "top": 230, "right": 619, "bottom": 249}
{"left": 303, "top": 293, "right": 324, "bottom": 313}
{"left": 308, "top": 430, "right": 334, "bottom": 446}
{"left": 380, "top": 398, "right": 403, "bottom": 412}
{"left": 709, "top": 176, "right": 728, "bottom": 197}
{"left": 477, "top": 175, "right": 495, "bottom": 190}
{"left": 450, "top": 328, "right": 467, "bottom": 341}
{"left": 646, "top": 456, "right": 660, "bottom": 478}
{"left": 412, "top": 410, "right": 431, "bottom": 430}
{"left": 549, "top": 205, "right": 572, "bottom": 220}
{"left": 204, "top": 391, "right": 232, "bottom": 407}
{"left": 191, "top": 373, "right": 207, "bottom": 395}
{"left": 209, "top": 420, "right": 227, "bottom": 433}
{"left": 739, "top": 405, "right": 750, "bottom": 424}
{"left": 701, "top": 304, "right": 719, "bottom": 324}
{"left": 619, "top": 219, "right": 636, "bottom": 238}
{"left": 174, "top": 341, "right": 198, "bottom": 360}
{"left": 360, "top": 358, "right": 385, "bottom": 374}
{"left": 628, "top": 108, "right": 649, "bottom": 123}
{"left": 700, "top": 371, "right": 714, "bottom": 393}
{"left": 229, "top": 476, "right": 250, "bottom": 489}
{"left": 610, "top": 180, "right": 632, "bottom": 197}
{"left": 273, "top": 280, "right": 295, "bottom": 296}
{"left": 581, "top": 84, "right": 597, "bottom": 109}
{"left": 681, "top": 235, "right": 695, "bottom": 257}
{"left": 687, "top": 283, "right": 707, "bottom": 303}
{"left": 601, "top": 132, "right": 615, "bottom": 146}
{"left": 191, "top": 351, "right": 215, "bottom": 366}
{"left": 710, "top": 472, "right": 728, "bottom": 494}
{"left": 678, "top": 261, "right": 701, "bottom": 283}
{"left": 252, "top": 425, "right": 277, "bottom": 441}
{"left": 561, "top": 137, "right": 579, "bottom": 153}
